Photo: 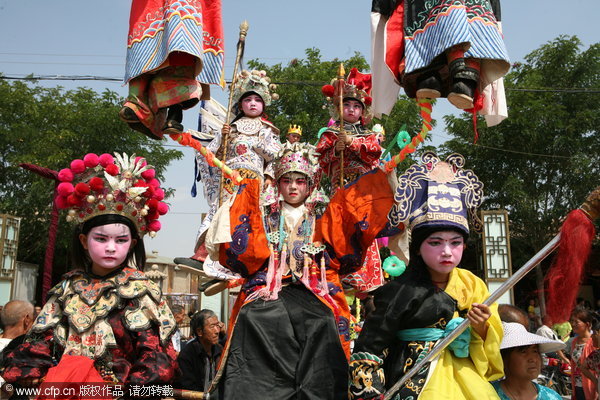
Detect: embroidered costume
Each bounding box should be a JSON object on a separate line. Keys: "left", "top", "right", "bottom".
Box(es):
{"left": 121, "top": 0, "right": 224, "bottom": 139}
{"left": 206, "top": 143, "right": 395, "bottom": 399}
{"left": 317, "top": 68, "right": 382, "bottom": 190}
{"left": 349, "top": 152, "right": 504, "bottom": 399}
{"left": 191, "top": 70, "right": 282, "bottom": 277}
{"left": 2, "top": 153, "right": 177, "bottom": 387}
{"left": 2, "top": 267, "right": 177, "bottom": 385}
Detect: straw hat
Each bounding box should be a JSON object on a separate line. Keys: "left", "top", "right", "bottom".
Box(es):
{"left": 501, "top": 322, "right": 566, "bottom": 354}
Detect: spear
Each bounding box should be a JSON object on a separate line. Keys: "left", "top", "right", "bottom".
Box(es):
{"left": 218, "top": 20, "right": 249, "bottom": 206}
{"left": 383, "top": 187, "right": 600, "bottom": 400}
{"left": 337, "top": 63, "right": 345, "bottom": 188}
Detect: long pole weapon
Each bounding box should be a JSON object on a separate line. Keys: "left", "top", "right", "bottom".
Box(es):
{"left": 383, "top": 187, "right": 600, "bottom": 400}
{"left": 337, "top": 63, "right": 345, "bottom": 188}
{"left": 218, "top": 20, "right": 248, "bottom": 207}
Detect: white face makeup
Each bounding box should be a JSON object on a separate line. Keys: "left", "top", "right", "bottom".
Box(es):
{"left": 419, "top": 231, "right": 465, "bottom": 282}
{"left": 80, "top": 223, "right": 135, "bottom": 276}
{"left": 241, "top": 94, "right": 264, "bottom": 118}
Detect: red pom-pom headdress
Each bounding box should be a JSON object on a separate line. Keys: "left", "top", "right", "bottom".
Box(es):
{"left": 322, "top": 68, "right": 373, "bottom": 122}
{"left": 54, "top": 152, "right": 168, "bottom": 237}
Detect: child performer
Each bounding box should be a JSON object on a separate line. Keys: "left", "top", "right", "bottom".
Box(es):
{"left": 350, "top": 152, "right": 504, "bottom": 399}
{"left": 180, "top": 70, "right": 283, "bottom": 274}
{"left": 205, "top": 142, "right": 394, "bottom": 399}
{"left": 2, "top": 153, "right": 177, "bottom": 389}
{"left": 317, "top": 68, "right": 382, "bottom": 191}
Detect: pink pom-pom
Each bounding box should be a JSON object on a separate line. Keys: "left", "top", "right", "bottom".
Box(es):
{"left": 83, "top": 153, "right": 100, "bottom": 168}
{"left": 58, "top": 168, "right": 74, "bottom": 182}
{"left": 99, "top": 153, "right": 114, "bottom": 167}
{"left": 55, "top": 195, "right": 69, "bottom": 209}
{"left": 57, "top": 182, "right": 75, "bottom": 197}
{"left": 70, "top": 159, "right": 86, "bottom": 174}
{"left": 148, "top": 220, "right": 161, "bottom": 232}
{"left": 135, "top": 156, "right": 147, "bottom": 167}
{"left": 157, "top": 202, "right": 169, "bottom": 215}
{"left": 141, "top": 169, "right": 155, "bottom": 180}
{"left": 153, "top": 188, "right": 165, "bottom": 201}
{"left": 147, "top": 178, "right": 160, "bottom": 188}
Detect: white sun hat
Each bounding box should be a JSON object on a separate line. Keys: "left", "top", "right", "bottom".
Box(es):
{"left": 500, "top": 322, "right": 566, "bottom": 354}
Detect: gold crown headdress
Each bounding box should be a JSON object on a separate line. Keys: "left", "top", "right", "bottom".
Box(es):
{"left": 55, "top": 153, "right": 168, "bottom": 237}
{"left": 288, "top": 124, "right": 302, "bottom": 136}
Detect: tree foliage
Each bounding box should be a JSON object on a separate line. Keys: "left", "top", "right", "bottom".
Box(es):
{"left": 247, "top": 48, "right": 433, "bottom": 154}
{"left": 440, "top": 36, "right": 600, "bottom": 268}
{"left": 0, "top": 79, "right": 182, "bottom": 282}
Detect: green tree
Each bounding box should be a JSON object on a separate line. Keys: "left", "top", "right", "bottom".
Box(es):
{"left": 0, "top": 78, "right": 182, "bottom": 286}
{"left": 441, "top": 36, "right": 600, "bottom": 270}
{"left": 247, "top": 48, "right": 433, "bottom": 154}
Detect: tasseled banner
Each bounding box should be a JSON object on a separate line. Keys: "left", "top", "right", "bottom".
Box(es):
{"left": 545, "top": 209, "right": 596, "bottom": 324}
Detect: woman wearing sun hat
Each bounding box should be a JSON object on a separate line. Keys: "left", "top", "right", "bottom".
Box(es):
{"left": 493, "top": 322, "right": 566, "bottom": 400}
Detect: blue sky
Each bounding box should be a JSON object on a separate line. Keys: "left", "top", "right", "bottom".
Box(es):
{"left": 1, "top": 0, "right": 598, "bottom": 260}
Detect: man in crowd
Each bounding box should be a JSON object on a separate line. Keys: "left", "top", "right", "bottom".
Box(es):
{"left": 175, "top": 309, "right": 222, "bottom": 393}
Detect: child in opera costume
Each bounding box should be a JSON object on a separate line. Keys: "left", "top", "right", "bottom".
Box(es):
{"left": 317, "top": 68, "right": 383, "bottom": 190}
{"left": 204, "top": 143, "right": 395, "bottom": 399}
{"left": 180, "top": 70, "right": 282, "bottom": 276}
{"left": 349, "top": 152, "right": 504, "bottom": 399}
{"left": 1, "top": 153, "right": 177, "bottom": 391}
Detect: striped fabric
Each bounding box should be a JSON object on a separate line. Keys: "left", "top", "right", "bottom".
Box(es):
{"left": 404, "top": 2, "right": 509, "bottom": 74}
{"left": 125, "top": 0, "right": 224, "bottom": 86}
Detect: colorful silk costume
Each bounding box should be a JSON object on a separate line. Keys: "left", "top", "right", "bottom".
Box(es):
{"left": 123, "top": 0, "right": 224, "bottom": 137}
{"left": 206, "top": 146, "right": 394, "bottom": 399}
{"left": 2, "top": 153, "right": 176, "bottom": 388}
{"left": 349, "top": 152, "right": 503, "bottom": 399}
{"left": 2, "top": 267, "right": 177, "bottom": 386}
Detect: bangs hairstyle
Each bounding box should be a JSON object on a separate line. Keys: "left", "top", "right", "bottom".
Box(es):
{"left": 232, "top": 91, "right": 265, "bottom": 122}
{"left": 71, "top": 214, "right": 146, "bottom": 271}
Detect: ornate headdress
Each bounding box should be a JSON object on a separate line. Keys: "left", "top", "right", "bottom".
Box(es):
{"left": 287, "top": 124, "right": 302, "bottom": 136}
{"left": 54, "top": 153, "right": 168, "bottom": 236}
{"left": 321, "top": 68, "right": 373, "bottom": 121}
{"left": 274, "top": 142, "right": 319, "bottom": 181}
{"left": 388, "top": 152, "right": 483, "bottom": 262}
{"left": 231, "top": 69, "right": 279, "bottom": 107}
{"left": 390, "top": 152, "right": 483, "bottom": 234}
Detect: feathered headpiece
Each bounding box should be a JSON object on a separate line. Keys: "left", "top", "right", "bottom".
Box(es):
{"left": 54, "top": 153, "right": 168, "bottom": 236}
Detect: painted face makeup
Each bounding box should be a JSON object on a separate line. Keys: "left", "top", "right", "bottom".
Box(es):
{"left": 342, "top": 99, "right": 364, "bottom": 124}
{"left": 419, "top": 231, "right": 465, "bottom": 282}
{"left": 81, "top": 223, "right": 134, "bottom": 275}
{"left": 240, "top": 94, "right": 264, "bottom": 118}
{"left": 278, "top": 173, "right": 309, "bottom": 207}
